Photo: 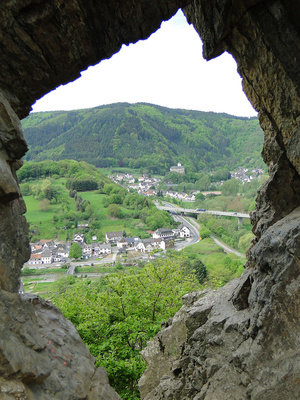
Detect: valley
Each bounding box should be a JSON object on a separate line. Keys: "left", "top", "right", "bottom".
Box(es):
{"left": 18, "top": 104, "right": 265, "bottom": 399}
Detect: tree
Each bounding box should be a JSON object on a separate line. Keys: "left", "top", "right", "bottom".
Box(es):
{"left": 69, "top": 242, "right": 82, "bottom": 259}
{"left": 200, "top": 227, "right": 211, "bottom": 239}
{"left": 238, "top": 232, "right": 254, "bottom": 252}
{"left": 195, "top": 192, "right": 205, "bottom": 201}
{"left": 41, "top": 179, "right": 54, "bottom": 200}
{"left": 221, "top": 179, "right": 240, "bottom": 196}
{"left": 20, "top": 182, "right": 31, "bottom": 196}
{"left": 21, "top": 266, "right": 32, "bottom": 276}
{"left": 38, "top": 198, "right": 50, "bottom": 211}
{"left": 196, "top": 175, "right": 211, "bottom": 191}
{"left": 107, "top": 203, "right": 123, "bottom": 218}
{"left": 192, "top": 259, "right": 207, "bottom": 284}
{"left": 53, "top": 256, "right": 199, "bottom": 399}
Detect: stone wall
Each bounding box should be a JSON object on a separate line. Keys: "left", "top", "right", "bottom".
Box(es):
{"left": 0, "top": 0, "right": 299, "bottom": 399}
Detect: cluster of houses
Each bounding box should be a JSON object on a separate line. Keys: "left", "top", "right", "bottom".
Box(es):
{"left": 108, "top": 171, "right": 201, "bottom": 201}
{"left": 108, "top": 172, "right": 135, "bottom": 184}
{"left": 26, "top": 224, "right": 191, "bottom": 266}
{"left": 127, "top": 177, "right": 161, "bottom": 196}
{"left": 26, "top": 234, "right": 113, "bottom": 266}
{"left": 27, "top": 240, "right": 71, "bottom": 266}
{"left": 161, "top": 190, "right": 196, "bottom": 202}
{"left": 105, "top": 223, "right": 191, "bottom": 254}
{"left": 108, "top": 172, "right": 162, "bottom": 197}
{"left": 230, "top": 167, "right": 264, "bottom": 184}
{"left": 109, "top": 173, "right": 161, "bottom": 188}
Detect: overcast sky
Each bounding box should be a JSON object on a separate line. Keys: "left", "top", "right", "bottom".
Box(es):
{"left": 32, "top": 10, "right": 257, "bottom": 118}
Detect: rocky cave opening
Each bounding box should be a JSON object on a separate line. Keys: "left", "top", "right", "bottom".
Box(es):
{"left": 0, "top": 1, "right": 299, "bottom": 399}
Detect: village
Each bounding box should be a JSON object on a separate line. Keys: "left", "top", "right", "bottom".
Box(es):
{"left": 25, "top": 223, "right": 192, "bottom": 268}
{"left": 24, "top": 162, "right": 264, "bottom": 271}
{"left": 108, "top": 163, "right": 264, "bottom": 202}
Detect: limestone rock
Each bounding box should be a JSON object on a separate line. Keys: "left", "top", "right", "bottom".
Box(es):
{"left": 0, "top": 199, "right": 30, "bottom": 293}
{"left": 0, "top": 290, "right": 121, "bottom": 400}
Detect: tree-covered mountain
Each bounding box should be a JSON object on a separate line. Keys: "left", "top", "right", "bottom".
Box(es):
{"left": 21, "top": 103, "right": 264, "bottom": 174}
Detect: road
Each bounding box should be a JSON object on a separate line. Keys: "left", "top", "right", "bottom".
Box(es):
{"left": 173, "top": 213, "right": 200, "bottom": 251}
{"left": 210, "top": 236, "right": 244, "bottom": 257}
{"left": 67, "top": 251, "right": 118, "bottom": 275}
{"left": 156, "top": 202, "right": 250, "bottom": 220}
{"left": 157, "top": 201, "right": 245, "bottom": 257}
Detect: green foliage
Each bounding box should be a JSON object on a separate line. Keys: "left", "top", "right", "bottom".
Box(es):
{"left": 221, "top": 179, "right": 240, "bottom": 196}
{"left": 195, "top": 192, "right": 205, "bottom": 201}
{"left": 211, "top": 168, "right": 231, "bottom": 182}
{"left": 193, "top": 259, "right": 207, "bottom": 283}
{"left": 195, "top": 200, "right": 255, "bottom": 253}
{"left": 53, "top": 257, "right": 199, "bottom": 399}
{"left": 200, "top": 227, "right": 211, "bottom": 239}
{"left": 17, "top": 159, "right": 110, "bottom": 185}
{"left": 182, "top": 258, "right": 207, "bottom": 284}
{"left": 238, "top": 232, "right": 254, "bottom": 252}
{"left": 66, "top": 178, "right": 98, "bottom": 191}
{"left": 52, "top": 275, "right": 76, "bottom": 294}
{"left": 69, "top": 242, "right": 82, "bottom": 259}
{"left": 21, "top": 103, "right": 264, "bottom": 174}
{"left": 37, "top": 198, "right": 50, "bottom": 211}
{"left": 145, "top": 210, "right": 174, "bottom": 230}
{"left": 21, "top": 266, "right": 32, "bottom": 276}
{"left": 107, "top": 204, "right": 123, "bottom": 218}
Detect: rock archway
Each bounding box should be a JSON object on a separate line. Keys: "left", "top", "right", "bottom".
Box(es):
{"left": 0, "top": 0, "right": 299, "bottom": 399}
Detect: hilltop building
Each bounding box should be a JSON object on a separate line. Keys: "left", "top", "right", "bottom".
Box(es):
{"left": 170, "top": 162, "right": 185, "bottom": 174}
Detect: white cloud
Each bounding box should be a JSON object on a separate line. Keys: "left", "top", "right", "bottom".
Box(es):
{"left": 32, "top": 10, "right": 256, "bottom": 117}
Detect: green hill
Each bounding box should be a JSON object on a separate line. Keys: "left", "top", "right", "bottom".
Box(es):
{"left": 21, "top": 103, "right": 264, "bottom": 174}
{"left": 17, "top": 160, "right": 175, "bottom": 242}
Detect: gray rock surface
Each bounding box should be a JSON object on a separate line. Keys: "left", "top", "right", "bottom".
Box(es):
{"left": 0, "top": 290, "right": 121, "bottom": 399}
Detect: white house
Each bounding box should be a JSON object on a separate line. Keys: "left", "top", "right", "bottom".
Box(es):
{"left": 178, "top": 224, "right": 191, "bottom": 238}
{"left": 184, "top": 194, "right": 196, "bottom": 202}
{"left": 98, "top": 243, "right": 112, "bottom": 255}
{"left": 41, "top": 248, "right": 52, "bottom": 264}
{"left": 27, "top": 253, "right": 43, "bottom": 265}
{"left": 117, "top": 238, "right": 128, "bottom": 249}
{"left": 115, "top": 174, "right": 125, "bottom": 181}
{"left": 152, "top": 228, "right": 175, "bottom": 240}
{"left": 125, "top": 237, "right": 137, "bottom": 249}
{"left": 170, "top": 162, "right": 185, "bottom": 174}
{"left": 135, "top": 238, "right": 165, "bottom": 253}
{"left": 82, "top": 244, "right": 93, "bottom": 257}
{"left": 56, "top": 243, "right": 70, "bottom": 259}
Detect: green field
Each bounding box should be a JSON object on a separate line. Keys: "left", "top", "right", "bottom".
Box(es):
{"left": 23, "top": 183, "right": 156, "bottom": 242}
{"left": 182, "top": 237, "right": 246, "bottom": 288}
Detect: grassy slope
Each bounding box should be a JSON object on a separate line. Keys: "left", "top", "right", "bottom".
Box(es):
{"left": 183, "top": 237, "right": 246, "bottom": 287}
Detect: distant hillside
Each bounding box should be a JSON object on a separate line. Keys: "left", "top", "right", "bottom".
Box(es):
{"left": 21, "top": 103, "right": 264, "bottom": 174}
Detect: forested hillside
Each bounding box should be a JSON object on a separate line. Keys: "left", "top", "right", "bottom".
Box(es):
{"left": 21, "top": 103, "right": 264, "bottom": 174}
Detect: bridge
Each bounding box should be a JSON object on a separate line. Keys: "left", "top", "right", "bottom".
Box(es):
{"left": 157, "top": 204, "right": 250, "bottom": 225}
